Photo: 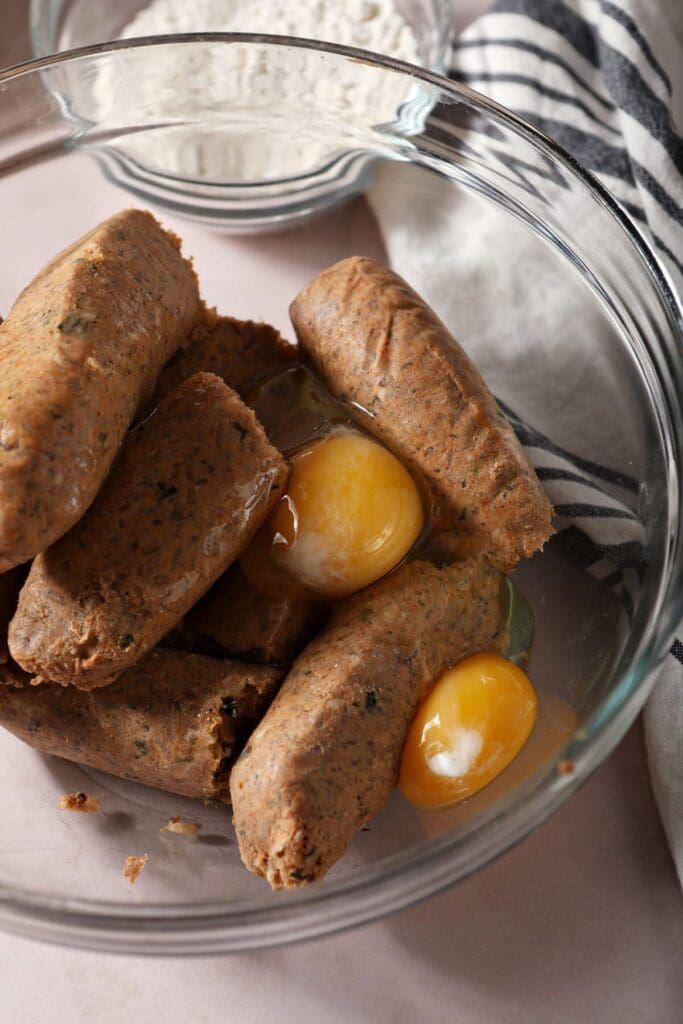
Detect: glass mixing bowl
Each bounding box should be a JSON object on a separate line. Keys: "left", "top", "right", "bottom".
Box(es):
{"left": 0, "top": 38, "right": 681, "bottom": 955}
{"left": 29, "top": 0, "right": 452, "bottom": 227}
{"left": 30, "top": 0, "right": 451, "bottom": 66}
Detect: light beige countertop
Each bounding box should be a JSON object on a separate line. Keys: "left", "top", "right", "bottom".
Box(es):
{"left": 0, "top": 3, "right": 681, "bottom": 1022}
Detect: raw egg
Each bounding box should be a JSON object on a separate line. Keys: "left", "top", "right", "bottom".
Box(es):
{"left": 267, "top": 429, "right": 424, "bottom": 600}
{"left": 253, "top": 367, "right": 342, "bottom": 454}
{"left": 400, "top": 653, "right": 538, "bottom": 810}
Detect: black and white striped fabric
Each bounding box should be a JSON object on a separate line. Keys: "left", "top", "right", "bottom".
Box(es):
{"left": 448, "top": 0, "right": 683, "bottom": 885}
{"left": 451, "top": 0, "right": 683, "bottom": 295}
{"left": 499, "top": 398, "right": 645, "bottom": 628}
{"left": 370, "top": 0, "right": 682, "bottom": 884}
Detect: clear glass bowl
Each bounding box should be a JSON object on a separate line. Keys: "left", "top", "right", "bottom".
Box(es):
{"left": 0, "top": 37, "right": 681, "bottom": 955}
{"left": 30, "top": 0, "right": 451, "bottom": 66}
{"left": 29, "top": 0, "right": 452, "bottom": 227}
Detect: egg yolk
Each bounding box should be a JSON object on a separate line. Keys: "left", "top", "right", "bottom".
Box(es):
{"left": 266, "top": 430, "right": 424, "bottom": 600}
{"left": 400, "top": 653, "right": 538, "bottom": 810}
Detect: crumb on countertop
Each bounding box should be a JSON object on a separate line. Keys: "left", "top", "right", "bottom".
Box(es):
{"left": 161, "top": 814, "right": 201, "bottom": 836}
{"left": 59, "top": 792, "right": 100, "bottom": 813}
{"left": 123, "top": 854, "right": 149, "bottom": 884}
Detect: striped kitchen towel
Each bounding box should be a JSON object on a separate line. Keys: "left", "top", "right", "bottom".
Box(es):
{"left": 451, "top": 0, "right": 683, "bottom": 294}
{"left": 369, "top": 0, "right": 683, "bottom": 883}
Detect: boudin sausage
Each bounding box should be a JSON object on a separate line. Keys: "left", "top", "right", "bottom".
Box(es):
{"left": 230, "top": 557, "right": 507, "bottom": 889}
{"left": 182, "top": 563, "right": 328, "bottom": 667}
{"left": 0, "top": 649, "right": 282, "bottom": 802}
{"left": 9, "top": 373, "right": 290, "bottom": 689}
{"left": 290, "top": 257, "right": 553, "bottom": 573}
{"left": 150, "top": 315, "right": 298, "bottom": 412}
{"left": 0, "top": 209, "right": 201, "bottom": 572}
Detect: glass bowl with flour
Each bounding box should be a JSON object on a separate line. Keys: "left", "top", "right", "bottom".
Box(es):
{"left": 31, "top": 0, "right": 450, "bottom": 227}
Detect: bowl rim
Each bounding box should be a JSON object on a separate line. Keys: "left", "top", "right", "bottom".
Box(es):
{"left": 0, "top": 33, "right": 682, "bottom": 954}
{"left": 27, "top": 0, "right": 454, "bottom": 71}
{"left": 3, "top": 30, "right": 682, "bottom": 317}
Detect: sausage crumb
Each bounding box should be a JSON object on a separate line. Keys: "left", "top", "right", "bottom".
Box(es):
{"left": 557, "top": 758, "right": 575, "bottom": 775}
{"left": 161, "top": 814, "right": 201, "bottom": 836}
{"left": 123, "top": 854, "right": 149, "bottom": 883}
{"left": 59, "top": 792, "right": 100, "bottom": 813}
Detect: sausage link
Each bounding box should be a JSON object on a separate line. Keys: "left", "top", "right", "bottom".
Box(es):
{"left": 230, "top": 557, "right": 507, "bottom": 888}
{"left": 9, "top": 373, "right": 289, "bottom": 688}
{"left": 149, "top": 314, "right": 297, "bottom": 413}
{"left": 290, "top": 257, "right": 553, "bottom": 572}
{"left": 182, "top": 563, "right": 328, "bottom": 667}
{"left": 0, "top": 209, "right": 201, "bottom": 571}
{"left": 0, "top": 649, "right": 282, "bottom": 801}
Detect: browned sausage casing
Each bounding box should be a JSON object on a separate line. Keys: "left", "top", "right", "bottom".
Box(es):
{"left": 0, "top": 209, "right": 201, "bottom": 572}
{"left": 230, "top": 558, "right": 507, "bottom": 889}
{"left": 182, "top": 563, "right": 328, "bottom": 666}
{"left": 9, "top": 373, "right": 289, "bottom": 689}
{"left": 149, "top": 314, "right": 298, "bottom": 412}
{"left": 0, "top": 650, "right": 282, "bottom": 801}
{"left": 290, "top": 257, "right": 553, "bottom": 573}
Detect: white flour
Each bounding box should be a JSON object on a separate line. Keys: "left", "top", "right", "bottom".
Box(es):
{"left": 120, "top": 0, "right": 418, "bottom": 58}
{"left": 89, "top": 0, "right": 420, "bottom": 181}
